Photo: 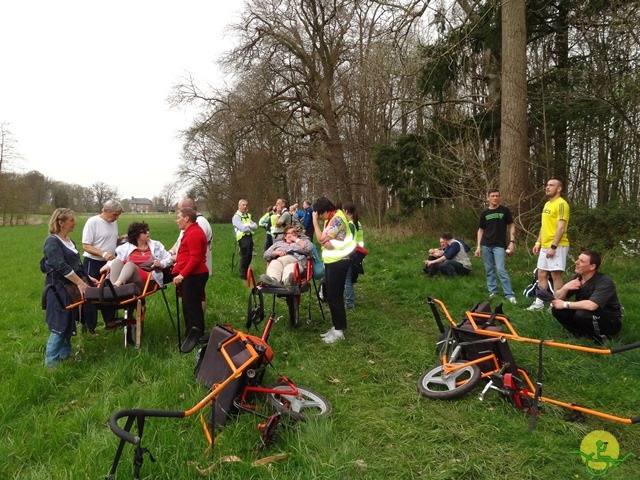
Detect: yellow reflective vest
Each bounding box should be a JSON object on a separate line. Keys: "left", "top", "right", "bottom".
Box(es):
{"left": 234, "top": 213, "right": 255, "bottom": 241}
{"left": 322, "top": 209, "right": 357, "bottom": 264}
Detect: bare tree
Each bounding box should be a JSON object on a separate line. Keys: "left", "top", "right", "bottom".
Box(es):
{"left": 159, "top": 182, "right": 180, "bottom": 213}
{"left": 90, "top": 182, "right": 120, "bottom": 211}
{"left": 0, "top": 123, "right": 22, "bottom": 174}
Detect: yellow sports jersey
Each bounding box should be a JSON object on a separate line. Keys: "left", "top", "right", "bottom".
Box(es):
{"left": 540, "top": 197, "right": 570, "bottom": 247}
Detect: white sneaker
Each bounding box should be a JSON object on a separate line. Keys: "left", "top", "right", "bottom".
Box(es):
{"left": 507, "top": 296, "right": 518, "bottom": 305}
{"left": 322, "top": 329, "right": 345, "bottom": 344}
{"left": 489, "top": 292, "right": 498, "bottom": 299}
{"left": 526, "top": 302, "right": 544, "bottom": 311}
{"left": 320, "top": 327, "right": 335, "bottom": 338}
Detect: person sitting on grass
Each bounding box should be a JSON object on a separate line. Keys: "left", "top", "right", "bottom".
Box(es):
{"left": 260, "top": 226, "right": 313, "bottom": 287}
{"left": 550, "top": 250, "right": 622, "bottom": 344}
{"left": 100, "top": 222, "right": 173, "bottom": 291}
{"left": 423, "top": 232, "right": 472, "bottom": 278}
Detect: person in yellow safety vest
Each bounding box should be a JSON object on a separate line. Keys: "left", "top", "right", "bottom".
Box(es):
{"left": 232, "top": 199, "right": 258, "bottom": 280}
{"left": 312, "top": 196, "right": 357, "bottom": 344}
{"left": 259, "top": 205, "right": 275, "bottom": 252}
{"left": 343, "top": 201, "right": 364, "bottom": 309}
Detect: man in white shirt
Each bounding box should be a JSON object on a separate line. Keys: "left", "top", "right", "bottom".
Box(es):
{"left": 81, "top": 199, "right": 123, "bottom": 334}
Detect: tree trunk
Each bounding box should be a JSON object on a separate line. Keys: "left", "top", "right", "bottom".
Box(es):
{"left": 500, "top": 0, "right": 529, "bottom": 213}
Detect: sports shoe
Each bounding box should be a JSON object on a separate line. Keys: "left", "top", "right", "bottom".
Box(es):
{"left": 489, "top": 293, "right": 498, "bottom": 299}
{"left": 322, "top": 329, "right": 345, "bottom": 344}
{"left": 320, "top": 327, "right": 335, "bottom": 338}
{"left": 526, "top": 302, "right": 545, "bottom": 311}
{"left": 507, "top": 296, "right": 518, "bottom": 305}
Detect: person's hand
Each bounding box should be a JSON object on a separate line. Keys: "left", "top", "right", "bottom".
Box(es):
{"left": 474, "top": 248, "right": 481, "bottom": 258}
{"left": 532, "top": 244, "right": 540, "bottom": 255}
{"left": 100, "top": 265, "right": 110, "bottom": 274}
{"left": 545, "top": 248, "right": 556, "bottom": 259}
{"left": 103, "top": 252, "right": 116, "bottom": 261}
{"left": 173, "top": 274, "right": 184, "bottom": 286}
{"left": 78, "top": 281, "right": 89, "bottom": 298}
{"left": 565, "top": 277, "right": 582, "bottom": 290}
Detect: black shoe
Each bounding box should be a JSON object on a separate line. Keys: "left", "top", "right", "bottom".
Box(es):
{"left": 181, "top": 327, "right": 203, "bottom": 353}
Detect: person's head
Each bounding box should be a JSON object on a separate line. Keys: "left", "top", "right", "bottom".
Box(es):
{"left": 237, "top": 199, "right": 249, "bottom": 214}
{"left": 545, "top": 178, "right": 564, "bottom": 199}
{"left": 312, "top": 197, "right": 335, "bottom": 216}
{"left": 441, "top": 232, "right": 454, "bottom": 245}
{"left": 177, "top": 207, "right": 197, "bottom": 230}
{"left": 575, "top": 250, "right": 602, "bottom": 278}
{"left": 283, "top": 225, "right": 299, "bottom": 243}
{"left": 487, "top": 189, "right": 500, "bottom": 207}
{"left": 126, "top": 222, "right": 150, "bottom": 245}
{"left": 102, "top": 199, "right": 123, "bottom": 222}
{"left": 178, "top": 198, "right": 197, "bottom": 211}
{"left": 275, "top": 198, "right": 286, "bottom": 213}
{"left": 343, "top": 201, "right": 359, "bottom": 224}
{"left": 290, "top": 203, "right": 298, "bottom": 213}
{"left": 303, "top": 200, "right": 311, "bottom": 209}
{"left": 48, "top": 208, "right": 76, "bottom": 234}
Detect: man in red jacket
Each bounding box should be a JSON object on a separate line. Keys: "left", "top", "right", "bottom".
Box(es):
{"left": 173, "top": 207, "right": 209, "bottom": 352}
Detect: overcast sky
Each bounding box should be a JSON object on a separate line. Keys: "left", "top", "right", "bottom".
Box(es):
{"left": 0, "top": 1, "right": 241, "bottom": 200}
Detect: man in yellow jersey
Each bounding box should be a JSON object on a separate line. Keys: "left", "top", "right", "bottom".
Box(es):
{"left": 527, "top": 178, "right": 570, "bottom": 311}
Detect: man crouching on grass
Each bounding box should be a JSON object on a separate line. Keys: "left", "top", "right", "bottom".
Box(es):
{"left": 550, "top": 250, "right": 622, "bottom": 344}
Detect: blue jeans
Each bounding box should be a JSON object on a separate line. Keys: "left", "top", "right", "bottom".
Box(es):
{"left": 481, "top": 246, "right": 514, "bottom": 297}
{"left": 344, "top": 265, "right": 354, "bottom": 307}
{"left": 45, "top": 331, "right": 72, "bottom": 367}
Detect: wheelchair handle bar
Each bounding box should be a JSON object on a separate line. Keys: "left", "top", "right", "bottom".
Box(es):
{"left": 109, "top": 408, "right": 185, "bottom": 445}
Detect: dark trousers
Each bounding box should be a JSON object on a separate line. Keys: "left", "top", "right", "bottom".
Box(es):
{"left": 181, "top": 272, "right": 209, "bottom": 334}
{"left": 552, "top": 308, "right": 622, "bottom": 339}
{"left": 304, "top": 228, "right": 314, "bottom": 242}
{"left": 263, "top": 234, "right": 273, "bottom": 252}
{"left": 325, "top": 258, "right": 351, "bottom": 331}
{"left": 436, "top": 260, "right": 470, "bottom": 278}
{"left": 238, "top": 235, "right": 254, "bottom": 279}
{"left": 82, "top": 257, "right": 116, "bottom": 331}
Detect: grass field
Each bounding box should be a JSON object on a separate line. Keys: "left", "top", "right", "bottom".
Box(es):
{"left": 1, "top": 214, "right": 639, "bottom": 479}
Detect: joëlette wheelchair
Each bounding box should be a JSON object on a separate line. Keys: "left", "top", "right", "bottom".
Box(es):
{"left": 418, "top": 297, "right": 640, "bottom": 430}
{"left": 246, "top": 256, "right": 325, "bottom": 329}
{"left": 106, "top": 313, "right": 331, "bottom": 479}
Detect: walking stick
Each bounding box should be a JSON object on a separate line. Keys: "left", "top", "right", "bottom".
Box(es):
{"left": 175, "top": 285, "right": 182, "bottom": 349}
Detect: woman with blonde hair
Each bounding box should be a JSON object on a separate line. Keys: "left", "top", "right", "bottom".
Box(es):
{"left": 41, "top": 208, "right": 95, "bottom": 366}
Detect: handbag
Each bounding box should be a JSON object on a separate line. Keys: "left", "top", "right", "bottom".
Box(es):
{"left": 311, "top": 244, "right": 325, "bottom": 280}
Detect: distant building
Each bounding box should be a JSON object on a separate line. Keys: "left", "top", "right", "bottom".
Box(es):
{"left": 129, "top": 197, "right": 153, "bottom": 213}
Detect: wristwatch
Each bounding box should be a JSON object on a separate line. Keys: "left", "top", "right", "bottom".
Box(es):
{"left": 550, "top": 244, "right": 558, "bottom": 250}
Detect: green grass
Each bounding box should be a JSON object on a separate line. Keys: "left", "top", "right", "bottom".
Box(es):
{"left": 1, "top": 215, "right": 640, "bottom": 479}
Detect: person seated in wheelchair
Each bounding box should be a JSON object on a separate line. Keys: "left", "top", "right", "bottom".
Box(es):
{"left": 99, "top": 221, "right": 174, "bottom": 292}
{"left": 260, "top": 226, "right": 313, "bottom": 287}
